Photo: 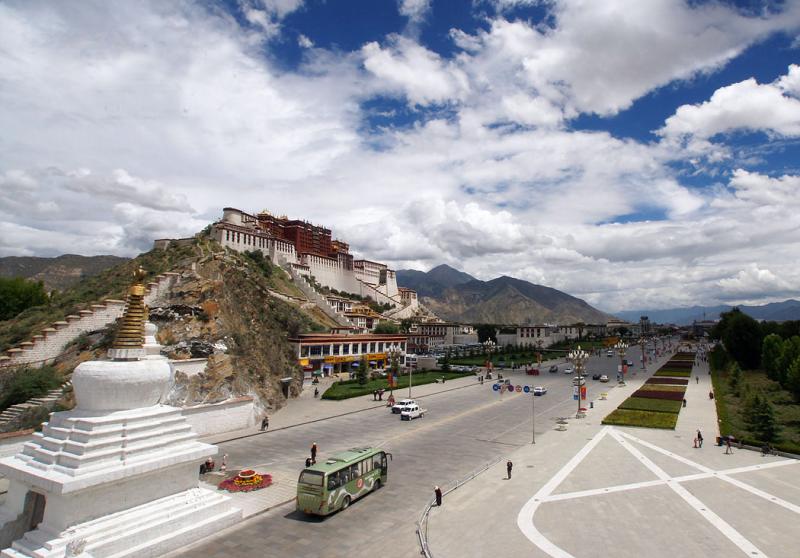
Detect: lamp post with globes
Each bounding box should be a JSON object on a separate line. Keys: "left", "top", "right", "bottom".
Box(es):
{"left": 639, "top": 337, "right": 648, "bottom": 373}
{"left": 615, "top": 340, "right": 628, "bottom": 384}
{"left": 568, "top": 345, "right": 588, "bottom": 418}
{"left": 387, "top": 347, "right": 402, "bottom": 397}
{"left": 483, "top": 338, "right": 496, "bottom": 377}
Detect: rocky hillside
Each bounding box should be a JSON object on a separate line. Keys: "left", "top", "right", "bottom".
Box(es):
{"left": 398, "top": 265, "right": 612, "bottom": 324}
{"left": 0, "top": 236, "right": 328, "bottom": 413}
{"left": 0, "top": 254, "right": 129, "bottom": 291}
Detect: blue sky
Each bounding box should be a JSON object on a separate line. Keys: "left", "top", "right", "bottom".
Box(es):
{"left": 1, "top": 0, "right": 799, "bottom": 311}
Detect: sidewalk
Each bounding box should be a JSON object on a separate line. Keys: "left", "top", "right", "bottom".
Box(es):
{"left": 427, "top": 348, "right": 800, "bottom": 558}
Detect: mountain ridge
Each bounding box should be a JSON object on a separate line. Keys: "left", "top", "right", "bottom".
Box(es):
{"left": 615, "top": 299, "right": 800, "bottom": 325}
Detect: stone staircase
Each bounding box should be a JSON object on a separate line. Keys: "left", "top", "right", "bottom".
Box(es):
{"left": 282, "top": 264, "right": 356, "bottom": 328}
{"left": 0, "top": 382, "right": 70, "bottom": 433}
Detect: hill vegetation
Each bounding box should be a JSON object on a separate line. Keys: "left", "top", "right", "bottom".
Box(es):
{"left": 0, "top": 254, "right": 129, "bottom": 291}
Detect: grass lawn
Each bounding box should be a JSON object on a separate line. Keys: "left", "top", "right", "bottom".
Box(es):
{"left": 712, "top": 367, "right": 800, "bottom": 454}
{"left": 602, "top": 408, "right": 678, "bottom": 429}
{"left": 654, "top": 370, "right": 691, "bottom": 378}
{"left": 618, "top": 397, "right": 683, "bottom": 414}
{"left": 321, "top": 371, "right": 473, "bottom": 400}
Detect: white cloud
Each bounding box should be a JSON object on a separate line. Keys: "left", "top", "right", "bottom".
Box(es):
{"left": 297, "top": 33, "right": 314, "bottom": 48}
{"left": 398, "top": 0, "right": 431, "bottom": 24}
{"left": 660, "top": 65, "right": 800, "bottom": 144}
{"left": 717, "top": 264, "right": 793, "bottom": 299}
{"left": 362, "top": 36, "right": 469, "bottom": 106}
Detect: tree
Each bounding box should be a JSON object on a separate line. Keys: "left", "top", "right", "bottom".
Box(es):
{"left": 727, "top": 362, "right": 743, "bottom": 396}
{"left": 373, "top": 321, "right": 399, "bottom": 334}
{"left": 399, "top": 318, "right": 413, "bottom": 333}
{"left": 776, "top": 336, "right": 800, "bottom": 387}
{"left": 743, "top": 393, "right": 779, "bottom": 442}
{"left": 786, "top": 355, "right": 800, "bottom": 402}
{"left": 761, "top": 334, "right": 783, "bottom": 381}
{"left": 714, "top": 308, "right": 762, "bottom": 370}
{"left": 476, "top": 324, "right": 497, "bottom": 344}
{"left": 440, "top": 350, "right": 451, "bottom": 373}
{"left": 356, "top": 356, "right": 369, "bottom": 385}
{"left": 0, "top": 277, "right": 48, "bottom": 321}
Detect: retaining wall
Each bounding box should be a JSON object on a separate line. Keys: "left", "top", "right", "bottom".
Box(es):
{"left": 181, "top": 396, "right": 256, "bottom": 436}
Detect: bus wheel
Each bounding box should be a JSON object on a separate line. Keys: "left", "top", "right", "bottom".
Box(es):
{"left": 374, "top": 480, "right": 381, "bottom": 491}
{"left": 341, "top": 496, "right": 351, "bottom": 510}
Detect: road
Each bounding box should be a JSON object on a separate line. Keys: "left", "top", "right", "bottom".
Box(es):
{"left": 172, "top": 346, "right": 660, "bottom": 558}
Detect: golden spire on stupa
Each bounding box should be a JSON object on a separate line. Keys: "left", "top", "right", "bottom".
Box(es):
{"left": 109, "top": 267, "right": 148, "bottom": 360}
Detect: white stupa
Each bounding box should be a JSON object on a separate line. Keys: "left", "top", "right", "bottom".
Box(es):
{"left": 0, "top": 270, "right": 242, "bottom": 557}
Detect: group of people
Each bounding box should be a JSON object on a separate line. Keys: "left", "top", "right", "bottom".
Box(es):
{"left": 372, "top": 389, "right": 386, "bottom": 401}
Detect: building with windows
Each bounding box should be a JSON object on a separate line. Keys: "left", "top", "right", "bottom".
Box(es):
{"left": 211, "top": 208, "right": 414, "bottom": 308}
{"left": 289, "top": 333, "right": 407, "bottom": 378}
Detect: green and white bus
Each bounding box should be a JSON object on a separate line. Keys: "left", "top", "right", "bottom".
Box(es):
{"left": 296, "top": 447, "right": 391, "bottom": 516}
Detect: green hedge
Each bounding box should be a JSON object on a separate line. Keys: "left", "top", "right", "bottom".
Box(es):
{"left": 601, "top": 408, "right": 678, "bottom": 429}
{"left": 321, "top": 371, "right": 472, "bottom": 400}
{"left": 618, "top": 397, "right": 683, "bottom": 414}
{"left": 654, "top": 370, "right": 691, "bottom": 378}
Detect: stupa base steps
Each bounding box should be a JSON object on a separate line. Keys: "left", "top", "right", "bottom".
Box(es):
{"left": 1, "top": 487, "right": 241, "bottom": 558}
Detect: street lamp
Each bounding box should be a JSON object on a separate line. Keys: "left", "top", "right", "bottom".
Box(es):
{"left": 615, "top": 341, "right": 628, "bottom": 384}
{"left": 483, "top": 339, "right": 495, "bottom": 376}
{"left": 535, "top": 339, "right": 544, "bottom": 367}
{"left": 387, "top": 347, "right": 401, "bottom": 396}
{"left": 639, "top": 337, "right": 647, "bottom": 372}
{"left": 568, "top": 345, "right": 588, "bottom": 418}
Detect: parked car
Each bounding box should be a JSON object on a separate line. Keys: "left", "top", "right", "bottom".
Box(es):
{"left": 591, "top": 373, "right": 601, "bottom": 380}
{"left": 625, "top": 359, "right": 634, "bottom": 367}
{"left": 607, "top": 350, "right": 614, "bottom": 357}
{"left": 548, "top": 365, "right": 559, "bottom": 373}
{"left": 563, "top": 366, "right": 574, "bottom": 374}
{"left": 400, "top": 404, "right": 426, "bottom": 420}
{"left": 533, "top": 386, "right": 547, "bottom": 396}
{"left": 599, "top": 375, "right": 609, "bottom": 382}
{"left": 391, "top": 399, "right": 416, "bottom": 414}
{"left": 572, "top": 376, "right": 586, "bottom": 386}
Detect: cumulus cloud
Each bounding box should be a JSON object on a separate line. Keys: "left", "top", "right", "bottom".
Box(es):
{"left": 660, "top": 65, "right": 800, "bottom": 145}
{"left": 398, "top": 0, "right": 431, "bottom": 24}
{"left": 717, "top": 264, "right": 793, "bottom": 300}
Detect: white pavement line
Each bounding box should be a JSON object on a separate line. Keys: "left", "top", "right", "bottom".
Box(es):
{"left": 543, "top": 479, "right": 666, "bottom": 502}
{"left": 609, "top": 429, "right": 768, "bottom": 558}
{"left": 617, "top": 430, "right": 713, "bottom": 473}
{"left": 717, "top": 472, "right": 800, "bottom": 515}
{"left": 721, "top": 459, "right": 799, "bottom": 476}
{"left": 516, "top": 426, "right": 611, "bottom": 558}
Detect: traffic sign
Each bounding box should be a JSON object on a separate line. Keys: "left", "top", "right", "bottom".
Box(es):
{"left": 573, "top": 386, "right": 579, "bottom": 400}
{"left": 515, "top": 385, "right": 522, "bottom": 393}
{"left": 507, "top": 385, "right": 514, "bottom": 392}
{"left": 523, "top": 385, "right": 530, "bottom": 393}
{"left": 492, "top": 384, "right": 500, "bottom": 392}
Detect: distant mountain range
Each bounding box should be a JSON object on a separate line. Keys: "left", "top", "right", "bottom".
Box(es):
{"left": 615, "top": 299, "right": 800, "bottom": 325}
{"left": 396, "top": 264, "right": 612, "bottom": 325}
{"left": 0, "top": 254, "right": 129, "bottom": 291}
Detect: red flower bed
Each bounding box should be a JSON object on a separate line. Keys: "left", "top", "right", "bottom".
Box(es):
{"left": 645, "top": 377, "right": 689, "bottom": 385}
{"left": 662, "top": 360, "right": 693, "bottom": 369}
{"left": 218, "top": 470, "right": 273, "bottom": 493}
{"left": 632, "top": 389, "right": 685, "bottom": 401}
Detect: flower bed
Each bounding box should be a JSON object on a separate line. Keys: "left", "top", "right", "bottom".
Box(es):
{"left": 645, "top": 377, "right": 688, "bottom": 386}
{"left": 218, "top": 469, "right": 273, "bottom": 493}
{"left": 654, "top": 370, "right": 691, "bottom": 378}
{"left": 638, "top": 384, "right": 686, "bottom": 392}
{"left": 602, "top": 408, "right": 678, "bottom": 429}
{"left": 618, "top": 397, "right": 683, "bottom": 414}
{"left": 631, "top": 389, "right": 685, "bottom": 401}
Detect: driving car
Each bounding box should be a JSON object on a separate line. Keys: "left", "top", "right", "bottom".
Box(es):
{"left": 563, "top": 366, "right": 574, "bottom": 374}
{"left": 607, "top": 350, "right": 614, "bottom": 357}
{"left": 391, "top": 398, "right": 416, "bottom": 414}
{"left": 400, "top": 404, "right": 426, "bottom": 420}
{"left": 599, "top": 375, "right": 609, "bottom": 382}
{"left": 572, "top": 376, "right": 586, "bottom": 386}
{"left": 591, "top": 373, "right": 601, "bottom": 380}
{"left": 548, "top": 365, "right": 559, "bottom": 373}
{"left": 533, "top": 386, "right": 547, "bottom": 396}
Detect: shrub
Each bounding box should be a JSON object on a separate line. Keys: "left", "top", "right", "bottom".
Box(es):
{"left": 1, "top": 366, "right": 62, "bottom": 410}
{"left": 645, "top": 377, "right": 688, "bottom": 386}
{"left": 654, "top": 370, "right": 691, "bottom": 378}
{"left": 631, "top": 389, "right": 685, "bottom": 401}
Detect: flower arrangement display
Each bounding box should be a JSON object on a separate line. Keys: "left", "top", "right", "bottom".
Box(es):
{"left": 218, "top": 469, "right": 273, "bottom": 493}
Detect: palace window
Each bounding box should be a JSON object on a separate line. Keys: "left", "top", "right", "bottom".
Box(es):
{"left": 309, "top": 345, "right": 322, "bottom": 356}
{"left": 332, "top": 344, "right": 340, "bottom": 355}
{"left": 322, "top": 345, "right": 331, "bottom": 356}
{"left": 361, "top": 343, "right": 368, "bottom": 353}
{"left": 342, "top": 344, "right": 350, "bottom": 355}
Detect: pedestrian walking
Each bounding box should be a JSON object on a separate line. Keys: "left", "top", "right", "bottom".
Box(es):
{"left": 373, "top": 390, "right": 377, "bottom": 401}
{"left": 220, "top": 453, "right": 228, "bottom": 472}
{"left": 709, "top": 390, "right": 714, "bottom": 400}
{"left": 682, "top": 398, "right": 687, "bottom": 408}
{"left": 506, "top": 460, "right": 513, "bottom": 479}
{"left": 725, "top": 437, "right": 732, "bottom": 454}
{"left": 260, "top": 415, "right": 269, "bottom": 431}
{"left": 697, "top": 430, "right": 703, "bottom": 448}
{"left": 311, "top": 442, "right": 318, "bottom": 464}
{"left": 379, "top": 389, "right": 384, "bottom": 401}
{"left": 696, "top": 376, "right": 699, "bottom": 384}
{"left": 434, "top": 485, "right": 442, "bottom": 506}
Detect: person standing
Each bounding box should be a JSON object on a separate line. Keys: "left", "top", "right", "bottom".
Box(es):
{"left": 696, "top": 376, "right": 699, "bottom": 384}
{"left": 725, "top": 437, "right": 732, "bottom": 454}
{"left": 434, "top": 486, "right": 442, "bottom": 506}
{"left": 506, "top": 460, "right": 513, "bottom": 479}
{"left": 311, "top": 442, "right": 318, "bottom": 464}
{"left": 261, "top": 415, "right": 269, "bottom": 431}
{"left": 683, "top": 398, "right": 687, "bottom": 408}
{"left": 697, "top": 430, "right": 703, "bottom": 448}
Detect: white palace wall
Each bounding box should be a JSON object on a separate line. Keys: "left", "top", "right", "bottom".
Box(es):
{"left": 0, "top": 273, "right": 180, "bottom": 370}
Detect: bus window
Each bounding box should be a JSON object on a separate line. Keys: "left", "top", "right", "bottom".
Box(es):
{"left": 300, "top": 470, "right": 324, "bottom": 486}
{"left": 361, "top": 458, "right": 372, "bottom": 475}
{"left": 372, "top": 454, "right": 382, "bottom": 471}
{"left": 349, "top": 464, "right": 359, "bottom": 480}
{"left": 327, "top": 471, "right": 340, "bottom": 491}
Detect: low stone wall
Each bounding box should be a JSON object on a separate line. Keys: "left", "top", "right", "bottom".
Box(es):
{"left": 0, "top": 273, "right": 181, "bottom": 369}
{"left": 181, "top": 396, "right": 256, "bottom": 437}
